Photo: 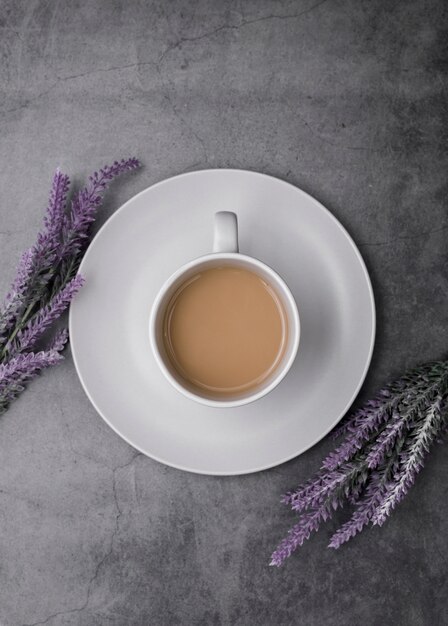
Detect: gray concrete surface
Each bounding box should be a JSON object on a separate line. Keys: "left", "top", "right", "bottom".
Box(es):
{"left": 0, "top": 0, "right": 447, "bottom": 624}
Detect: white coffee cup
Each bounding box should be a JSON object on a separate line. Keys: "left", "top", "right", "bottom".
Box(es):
{"left": 149, "top": 212, "right": 300, "bottom": 408}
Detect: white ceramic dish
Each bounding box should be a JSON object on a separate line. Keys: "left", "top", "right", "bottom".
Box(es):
{"left": 149, "top": 211, "right": 300, "bottom": 408}
{"left": 69, "top": 169, "right": 375, "bottom": 475}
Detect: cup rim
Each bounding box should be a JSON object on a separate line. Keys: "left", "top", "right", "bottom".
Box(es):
{"left": 149, "top": 252, "right": 300, "bottom": 408}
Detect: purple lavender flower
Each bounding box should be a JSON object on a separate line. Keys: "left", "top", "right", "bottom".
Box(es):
{"left": 0, "top": 349, "right": 64, "bottom": 387}
{"left": 0, "top": 158, "right": 140, "bottom": 414}
{"left": 327, "top": 484, "right": 383, "bottom": 549}
{"left": 365, "top": 412, "right": 407, "bottom": 470}
{"left": 281, "top": 468, "right": 331, "bottom": 506}
{"left": 0, "top": 349, "right": 65, "bottom": 414}
{"left": 327, "top": 435, "right": 406, "bottom": 549}
{"left": 60, "top": 158, "right": 140, "bottom": 261}
{"left": 1, "top": 159, "right": 139, "bottom": 346}
{"left": 8, "top": 275, "right": 84, "bottom": 355}
{"left": 283, "top": 464, "right": 365, "bottom": 513}
{"left": 0, "top": 248, "right": 35, "bottom": 342}
{"left": 270, "top": 499, "right": 341, "bottom": 567}
{"left": 331, "top": 391, "right": 392, "bottom": 441}
{"left": 323, "top": 397, "right": 394, "bottom": 471}
{"left": 323, "top": 366, "right": 446, "bottom": 472}
{"left": 271, "top": 362, "right": 448, "bottom": 565}
{"left": 1, "top": 170, "right": 72, "bottom": 346}
{"left": 42, "top": 169, "right": 71, "bottom": 246}
{"left": 49, "top": 327, "right": 69, "bottom": 353}
{"left": 331, "top": 366, "right": 437, "bottom": 442}
{"left": 372, "top": 396, "right": 443, "bottom": 526}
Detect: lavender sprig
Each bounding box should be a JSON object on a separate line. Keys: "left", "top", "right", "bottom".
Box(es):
{"left": 372, "top": 396, "right": 444, "bottom": 526}
{"left": 283, "top": 463, "right": 367, "bottom": 513}
{"left": 364, "top": 411, "right": 407, "bottom": 470}
{"left": 0, "top": 171, "right": 72, "bottom": 345}
{"left": 0, "top": 349, "right": 65, "bottom": 415}
{"left": 61, "top": 159, "right": 140, "bottom": 260}
{"left": 0, "top": 159, "right": 140, "bottom": 411}
{"left": 271, "top": 361, "right": 448, "bottom": 566}
{"left": 7, "top": 275, "right": 85, "bottom": 355}
{"left": 270, "top": 503, "right": 335, "bottom": 567}
{"left": 43, "top": 169, "right": 71, "bottom": 250}
{"left": 328, "top": 436, "right": 405, "bottom": 548}
{"left": 0, "top": 249, "right": 35, "bottom": 343}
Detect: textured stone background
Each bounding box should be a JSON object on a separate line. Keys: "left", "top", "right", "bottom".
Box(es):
{"left": 0, "top": 0, "right": 447, "bottom": 624}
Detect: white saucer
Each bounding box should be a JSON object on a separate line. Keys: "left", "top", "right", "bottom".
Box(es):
{"left": 69, "top": 170, "right": 375, "bottom": 475}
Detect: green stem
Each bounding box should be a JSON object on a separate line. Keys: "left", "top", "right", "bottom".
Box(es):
{"left": 58, "top": 257, "right": 77, "bottom": 292}
{"left": 0, "top": 300, "right": 37, "bottom": 359}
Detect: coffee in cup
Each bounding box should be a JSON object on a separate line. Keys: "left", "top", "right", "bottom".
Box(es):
{"left": 162, "top": 264, "right": 288, "bottom": 398}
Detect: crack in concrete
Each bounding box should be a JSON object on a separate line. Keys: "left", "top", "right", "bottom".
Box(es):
{"left": 157, "top": 0, "right": 330, "bottom": 65}
{"left": 1, "top": 61, "right": 157, "bottom": 118}
{"left": 359, "top": 224, "right": 448, "bottom": 247}
{"left": 2, "top": 1, "right": 329, "bottom": 123}
{"left": 21, "top": 453, "right": 142, "bottom": 626}
{"left": 56, "top": 60, "right": 157, "bottom": 83}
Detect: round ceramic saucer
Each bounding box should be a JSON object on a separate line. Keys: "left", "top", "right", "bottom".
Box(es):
{"left": 69, "top": 170, "right": 375, "bottom": 475}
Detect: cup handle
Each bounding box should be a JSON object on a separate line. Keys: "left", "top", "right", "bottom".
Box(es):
{"left": 213, "top": 211, "right": 239, "bottom": 253}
